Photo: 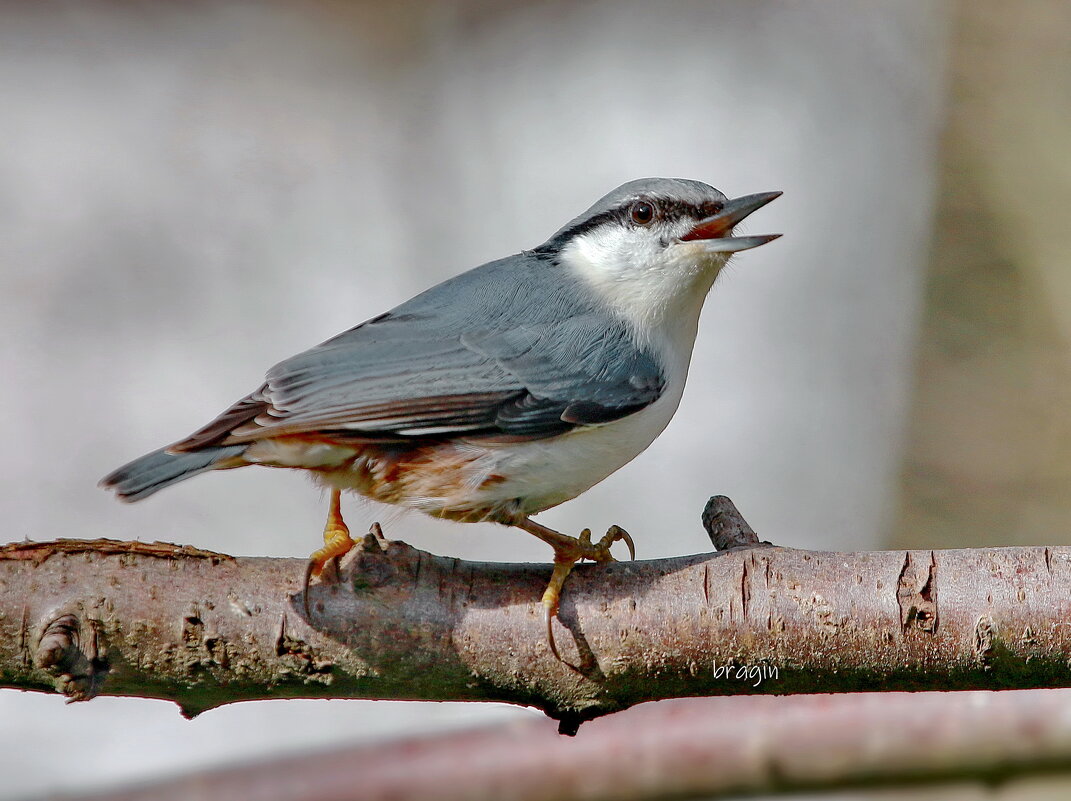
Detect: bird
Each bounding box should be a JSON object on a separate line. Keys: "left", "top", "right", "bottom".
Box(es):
{"left": 101, "top": 177, "right": 780, "bottom": 660}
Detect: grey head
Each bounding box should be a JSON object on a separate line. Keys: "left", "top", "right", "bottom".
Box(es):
{"left": 525, "top": 178, "right": 780, "bottom": 334}
{"left": 533, "top": 177, "right": 781, "bottom": 257}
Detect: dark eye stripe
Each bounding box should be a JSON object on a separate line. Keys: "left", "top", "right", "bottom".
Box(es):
{"left": 533, "top": 196, "right": 724, "bottom": 254}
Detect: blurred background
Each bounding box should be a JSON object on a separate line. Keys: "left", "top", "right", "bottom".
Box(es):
{"left": 1, "top": 0, "right": 1068, "bottom": 798}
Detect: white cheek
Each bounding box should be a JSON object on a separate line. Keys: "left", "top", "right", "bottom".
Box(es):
{"left": 566, "top": 227, "right": 655, "bottom": 281}
{"left": 561, "top": 229, "right": 725, "bottom": 337}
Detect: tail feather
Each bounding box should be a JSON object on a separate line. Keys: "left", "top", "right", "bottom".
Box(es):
{"left": 100, "top": 445, "right": 247, "bottom": 502}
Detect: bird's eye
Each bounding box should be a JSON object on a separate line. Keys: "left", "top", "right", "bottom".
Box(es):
{"left": 630, "top": 201, "right": 655, "bottom": 225}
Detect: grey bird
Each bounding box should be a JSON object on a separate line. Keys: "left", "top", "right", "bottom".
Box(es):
{"left": 101, "top": 177, "right": 780, "bottom": 659}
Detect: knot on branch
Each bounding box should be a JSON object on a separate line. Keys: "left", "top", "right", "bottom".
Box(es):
{"left": 353, "top": 525, "right": 406, "bottom": 590}
{"left": 34, "top": 613, "right": 109, "bottom": 701}
{"left": 897, "top": 552, "right": 939, "bottom": 634}
{"left": 300, "top": 523, "right": 413, "bottom": 618}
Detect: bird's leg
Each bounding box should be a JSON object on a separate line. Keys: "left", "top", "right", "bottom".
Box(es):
{"left": 302, "top": 489, "right": 356, "bottom": 617}
{"left": 515, "top": 517, "right": 635, "bottom": 661}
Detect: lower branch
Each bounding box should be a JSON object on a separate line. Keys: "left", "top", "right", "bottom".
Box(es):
{"left": 2, "top": 497, "right": 1070, "bottom": 732}
{"left": 65, "top": 690, "right": 1071, "bottom": 801}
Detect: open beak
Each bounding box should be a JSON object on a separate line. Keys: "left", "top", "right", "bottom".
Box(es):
{"left": 679, "top": 191, "right": 782, "bottom": 253}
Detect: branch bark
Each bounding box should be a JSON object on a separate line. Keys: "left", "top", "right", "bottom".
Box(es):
{"left": 2, "top": 497, "right": 1070, "bottom": 734}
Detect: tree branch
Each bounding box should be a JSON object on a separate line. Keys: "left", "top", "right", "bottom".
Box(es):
{"left": 63, "top": 691, "right": 1071, "bottom": 801}
{"left": 2, "top": 497, "right": 1069, "bottom": 734}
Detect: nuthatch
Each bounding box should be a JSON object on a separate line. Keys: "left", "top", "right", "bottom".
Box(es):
{"left": 102, "top": 178, "right": 780, "bottom": 659}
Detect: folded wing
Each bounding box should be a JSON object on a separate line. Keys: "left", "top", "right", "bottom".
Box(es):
{"left": 171, "top": 258, "right": 665, "bottom": 451}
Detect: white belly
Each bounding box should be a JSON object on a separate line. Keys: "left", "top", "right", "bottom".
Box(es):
{"left": 452, "top": 376, "right": 687, "bottom": 516}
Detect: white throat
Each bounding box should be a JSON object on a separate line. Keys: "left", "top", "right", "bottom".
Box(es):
{"left": 560, "top": 229, "right": 727, "bottom": 361}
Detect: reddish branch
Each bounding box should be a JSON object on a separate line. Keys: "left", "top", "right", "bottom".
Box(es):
{"left": 67, "top": 690, "right": 1071, "bottom": 801}
{"left": 1, "top": 497, "right": 1070, "bottom": 735}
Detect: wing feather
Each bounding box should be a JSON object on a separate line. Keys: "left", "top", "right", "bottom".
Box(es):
{"left": 171, "top": 255, "right": 665, "bottom": 450}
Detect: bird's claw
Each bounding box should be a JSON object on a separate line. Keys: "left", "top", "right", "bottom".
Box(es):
{"left": 301, "top": 561, "right": 317, "bottom": 619}
{"left": 301, "top": 489, "right": 355, "bottom": 619}
{"left": 574, "top": 524, "right": 635, "bottom": 563}
{"left": 595, "top": 524, "right": 635, "bottom": 562}
{"left": 542, "top": 523, "right": 635, "bottom": 663}
{"left": 302, "top": 555, "right": 337, "bottom": 619}
{"left": 302, "top": 546, "right": 353, "bottom": 618}
{"left": 543, "top": 603, "right": 561, "bottom": 662}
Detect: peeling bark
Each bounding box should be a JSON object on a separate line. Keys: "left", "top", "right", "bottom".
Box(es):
{"left": 2, "top": 498, "right": 1071, "bottom": 732}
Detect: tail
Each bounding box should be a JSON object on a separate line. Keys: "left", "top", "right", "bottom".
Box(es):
{"left": 100, "top": 445, "right": 247, "bottom": 502}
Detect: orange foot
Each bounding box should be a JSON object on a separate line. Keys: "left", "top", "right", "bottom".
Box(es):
{"left": 516, "top": 518, "right": 635, "bottom": 662}
{"left": 302, "top": 489, "right": 355, "bottom": 618}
